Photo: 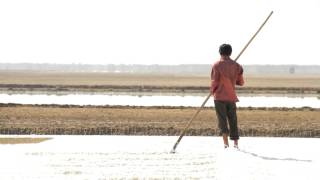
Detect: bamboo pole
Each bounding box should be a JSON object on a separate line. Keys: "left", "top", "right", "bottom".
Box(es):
{"left": 170, "top": 11, "right": 274, "bottom": 153}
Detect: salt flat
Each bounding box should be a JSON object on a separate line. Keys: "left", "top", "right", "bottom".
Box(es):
{"left": 0, "top": 135, "right": 319, "bottom": 179}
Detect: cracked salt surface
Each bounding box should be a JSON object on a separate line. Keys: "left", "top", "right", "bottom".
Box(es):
{"left": 0, "top": 135, "right": 319, "bottom": 179}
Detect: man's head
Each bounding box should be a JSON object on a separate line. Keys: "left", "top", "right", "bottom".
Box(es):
{"left": 219, "top": 44, "right": 232, "bottom": 56}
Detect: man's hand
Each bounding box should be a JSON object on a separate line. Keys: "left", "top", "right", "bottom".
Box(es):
{"left": 210, "top": 86, "right": 214, "bottom": 95}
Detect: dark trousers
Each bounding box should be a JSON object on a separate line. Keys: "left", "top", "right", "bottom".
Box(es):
{"left": 214, "top": 100, "right": 239, "bottom": 140}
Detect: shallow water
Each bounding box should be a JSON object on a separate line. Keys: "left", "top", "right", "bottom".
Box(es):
{"left": 0, "top": 93, "right": 319, "bottom": 108}
{"left": 0, "top": 135, "right": 319, "bottom": 179}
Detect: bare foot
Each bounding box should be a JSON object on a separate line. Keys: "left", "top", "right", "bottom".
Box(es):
{"left": 234, "top": 140, "right": 239, "bottom": 149}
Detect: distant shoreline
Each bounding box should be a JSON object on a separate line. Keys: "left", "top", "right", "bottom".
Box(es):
{"left": 1, "top": 63, "right": 320, "bottom": 75}
{"left": 0, "top": 71, "right": 319, "bottom": 94}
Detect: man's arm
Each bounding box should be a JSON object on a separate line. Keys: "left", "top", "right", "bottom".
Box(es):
{"left": 236, "top": 65, "right": 244, "bottom": 86}
{"left": 210, "top": 65, "right": 220, "bottom": 95}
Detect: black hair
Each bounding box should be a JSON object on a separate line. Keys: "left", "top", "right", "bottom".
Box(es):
{"left": 219, "top": 44, "right": 232, "bottom": 56}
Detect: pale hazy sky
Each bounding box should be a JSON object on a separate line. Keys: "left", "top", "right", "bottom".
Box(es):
{"left": 0, "top": 0, "right": 319, "bottom": 65}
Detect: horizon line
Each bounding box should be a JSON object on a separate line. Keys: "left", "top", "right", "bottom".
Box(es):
{"left": 0, "top": 62, "right": 320, "bottom": 66}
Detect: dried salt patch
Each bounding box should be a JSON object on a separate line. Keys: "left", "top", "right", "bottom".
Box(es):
{"left": 0, "top": 136, "right": 319, "bottom": 179}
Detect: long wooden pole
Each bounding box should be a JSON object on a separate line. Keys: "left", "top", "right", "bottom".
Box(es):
{"left": 170, "top": 11, "right": 273, "bottom": 153}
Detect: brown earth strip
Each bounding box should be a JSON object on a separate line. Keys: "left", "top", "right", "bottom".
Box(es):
{"left": 1, "top": 72, "right": 319, "bottom": 94}
{"left": 0, "top": 105, "right": 319, "bottom": 137}
{"left": 0, "top": 137, "right": 52, "bottom": 144}
{"left": 0, "top": 71, "right": 319, "bottom": 88}
{"left": 1, "top": 84, "right": 319, "bottom": 94}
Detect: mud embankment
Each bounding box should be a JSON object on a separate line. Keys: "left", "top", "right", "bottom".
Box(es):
{"left": 0, "top": 104, "right": 319, "bottom": 137}
{"left": 0, "top": 84, "right": 320, "bottom": 94}
{"left": 1, "top": 127, "right": 318, "bottom": 138}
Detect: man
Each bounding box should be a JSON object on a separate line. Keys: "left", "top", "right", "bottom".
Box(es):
{"left": 210, "top": 44, "right": 244, "bottom": 148}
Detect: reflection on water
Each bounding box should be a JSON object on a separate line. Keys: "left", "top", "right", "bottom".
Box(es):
{"left": 0, "top": 93, "right": 319, "bottom": 108}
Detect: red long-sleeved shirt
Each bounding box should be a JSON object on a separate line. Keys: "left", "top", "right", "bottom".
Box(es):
{"left": 210, "top": 56, "right": 244, "bottom": 102}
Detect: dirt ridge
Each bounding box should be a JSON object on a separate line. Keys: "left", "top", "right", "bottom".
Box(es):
{"left": 1, "top": 105, "right": 319, "bottom": 137}
{"left": 0, "top": 103, "right": 318, "bottom": 111}
{"left": 1, "top": 84, "right": 319, "bottom": 94}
